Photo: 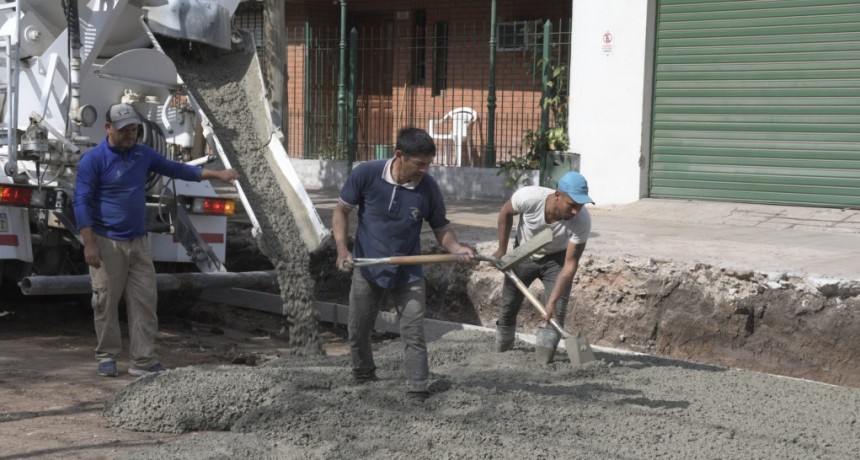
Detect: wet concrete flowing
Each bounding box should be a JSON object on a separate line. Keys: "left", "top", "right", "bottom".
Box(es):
{"left": 169, "top": 43, "right": 321, "bottom": 354}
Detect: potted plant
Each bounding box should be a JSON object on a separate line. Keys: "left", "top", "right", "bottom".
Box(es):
{"left": 496, "top": 148, "right": 539, "bottom": 189}
{"left": 497, "top": 34, "right": 571, "bottom": 190}
{"left": 527, "top": 58, "right": 573, "bottom": 188}
{"left": 496, "top": 71, "right": 569, "bottom": 189}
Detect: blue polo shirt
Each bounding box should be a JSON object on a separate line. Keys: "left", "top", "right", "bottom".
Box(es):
{"left": 74, "top": 138, "right": 203, "bottom": 240}
{"left": 339, "top": 159, "right": 451, "bottom": 289}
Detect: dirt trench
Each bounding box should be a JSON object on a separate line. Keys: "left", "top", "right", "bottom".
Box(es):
{"left": 416, "top": 238, "right": 860, "bottom": 388}
{"left": 230, "top": 217, "right": 860, "bottom": 389}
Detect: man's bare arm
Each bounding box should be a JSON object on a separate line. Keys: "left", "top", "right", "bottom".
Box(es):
{"left": 331, "top": 203, "right": 353, "bottom": 271}
{"left": 494, "top": 199, "right": 516, "bottom": 259}
{"left": 544, "top": 241, "right": 587, "bottom": 321}
{"left": 433, "top": 226, "right": 475, "bottom": 263}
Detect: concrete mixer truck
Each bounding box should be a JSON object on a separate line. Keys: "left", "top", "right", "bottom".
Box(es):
{"left": 0, "top": 0, "right": 323, "bottom": 298}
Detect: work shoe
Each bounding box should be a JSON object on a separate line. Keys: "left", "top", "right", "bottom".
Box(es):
{"left": 534, "top": 324, "right": 561, "bottom": 365}
{"left": 407, "top": 390, "right": 430, "bottom": 402}
{"left": 98, "top": 359, "right": 118, "bottom": 377}
{"left": 352, "top": 369, "right": 378, "bottom": 384}
{"left": 495, "top": 323, "right": 516, "bottom": 352}
{"left": 128, "top": 362, "right": 167, "bottom": 377}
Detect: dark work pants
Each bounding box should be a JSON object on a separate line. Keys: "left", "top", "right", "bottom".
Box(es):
{"left": 497, "top": 250, "right": 570, "bottom": 328}
{"left": 348, "top": 270, "right": 429, "bottom": 392}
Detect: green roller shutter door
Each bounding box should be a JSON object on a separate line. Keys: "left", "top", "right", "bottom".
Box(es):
{"left": 651, "top": 0, "right": 860, "bottom": 208}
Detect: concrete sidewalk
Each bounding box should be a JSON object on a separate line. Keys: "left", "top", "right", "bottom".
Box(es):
{"left": 308, "top": 189, "right": 860, "bottom": 282}
{"left": 585, "top": 199, "right": 860, "bottom": 281}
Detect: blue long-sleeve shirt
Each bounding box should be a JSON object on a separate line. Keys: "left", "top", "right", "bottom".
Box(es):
{"left": 74, "top": 138, "right": 202, "bottom": 240}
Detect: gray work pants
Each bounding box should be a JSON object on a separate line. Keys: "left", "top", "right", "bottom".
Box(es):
{"left": 90, "top": 234, "right": 159, "bottom": 369}
{"left": 348, "top": 270, "right": 429, "bottom": 392}
{"left": 497, "top": 250, "right": 569, "bottom": 328}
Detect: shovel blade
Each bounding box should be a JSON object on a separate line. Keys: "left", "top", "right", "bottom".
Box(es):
{"left": 564, "top": 331, "right": 596, "bottom": 366}
{"left": 497, "top": 228, "right": 554, "bottom": 271}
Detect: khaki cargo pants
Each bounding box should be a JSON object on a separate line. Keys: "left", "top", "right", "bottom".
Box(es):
{"left": 90, "top": 234, "right": 159, "bottom": 369}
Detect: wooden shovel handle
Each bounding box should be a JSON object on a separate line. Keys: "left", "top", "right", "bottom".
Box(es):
{"left": 386, "top": 254, "right": 468, "bottom": 265}
{"left": 354, "top": 254, "right": 473, "bottom": 267}
{"left": 503, "top": 270, "right": 569, "bottom": 338}
{"left": 353, "top": 254, "right": 499, "bottom": 268}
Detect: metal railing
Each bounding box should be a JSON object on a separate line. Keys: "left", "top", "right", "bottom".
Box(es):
{"left": 263, "top": 19, "right": 571, "bottom": 166}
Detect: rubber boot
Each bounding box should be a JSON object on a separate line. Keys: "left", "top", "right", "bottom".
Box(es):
{"left": 534, "top": 324, "right": 561, "bottom": 364}
{"left": 495, "top": 323, "right": 516, "bottom": 352}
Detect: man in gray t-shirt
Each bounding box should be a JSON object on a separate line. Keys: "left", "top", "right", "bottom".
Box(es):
{"left": 492, "top": 171, "right": 594, "bottom": 363}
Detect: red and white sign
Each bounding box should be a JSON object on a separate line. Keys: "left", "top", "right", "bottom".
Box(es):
{"left": 602, "top": 31, "right": 613, "bottom": 54}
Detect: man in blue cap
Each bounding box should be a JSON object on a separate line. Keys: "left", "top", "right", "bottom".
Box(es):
{"left": 492, "top": 171, "right": 594, "bottom": 363}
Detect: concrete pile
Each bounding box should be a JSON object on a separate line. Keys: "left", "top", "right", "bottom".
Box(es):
{"left": 109, "top": 330, "right": 860, "bottom": 459}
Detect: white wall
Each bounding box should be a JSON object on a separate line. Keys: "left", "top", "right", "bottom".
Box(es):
{"left": 569, "top": 0, "right": 652, "bottom": 205}
{"left": 293, "top": 158, "right": 539, "bottom": 201}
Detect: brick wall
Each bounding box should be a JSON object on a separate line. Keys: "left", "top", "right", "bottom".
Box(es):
{"left": 280, "top": 0, "right": 571, "bottom": 165}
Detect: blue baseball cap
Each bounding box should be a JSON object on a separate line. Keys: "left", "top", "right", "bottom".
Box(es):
{"left": 557, "top": 171, "right": 595, "bottom": 205}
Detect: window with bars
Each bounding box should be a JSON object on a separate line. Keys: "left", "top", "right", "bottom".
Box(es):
{"left": 498, "top": 21, "right": 530, "bottom": 51}
{"left": 412, "top": 10, "right": 427, "bottom": 85}
{"left": 233, "top": 5, "right": 264, "bottom": 51}
{"left": 432, "top": 22, "right": 448, "bottom": 96}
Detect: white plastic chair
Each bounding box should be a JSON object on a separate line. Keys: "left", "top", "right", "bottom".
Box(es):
{"left": 428, "top": 107, "right": 478, "bottom": 167}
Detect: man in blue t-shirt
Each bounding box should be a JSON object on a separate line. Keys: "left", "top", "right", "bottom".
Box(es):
{"left": 332, "top": 127, "right": 474, "bottom": 398}
{"left": 74, "top": 103, "right": 239, "bottom": 378}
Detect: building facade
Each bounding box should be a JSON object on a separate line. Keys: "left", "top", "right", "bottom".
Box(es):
{"left": 573, "top": 0, "right": 860, "bottom": 208}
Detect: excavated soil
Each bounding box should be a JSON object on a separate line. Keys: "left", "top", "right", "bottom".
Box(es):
{"left": 417, "top": 240, "right": 860, "bottom": 388}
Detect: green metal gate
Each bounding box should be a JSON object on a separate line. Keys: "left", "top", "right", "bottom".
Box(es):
{"left": 279, "top": 19, "right": 570, "bottom": 164}
{"left": 651, "top": 0, "right": 860, "bottom": 208}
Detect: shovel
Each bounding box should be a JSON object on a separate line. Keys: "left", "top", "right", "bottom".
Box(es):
{"left": 501, "top": 269, "right": 595, "bottom": 365}
{"left": 351, "top": 253, "right": 495, "bottom": 267}
{"left": 350, "top": 228, "right": 555, "bottom": 269}
{"left": 349, "top": 229, "right": 594, "bottom": 364}
{"left": 470, "top": 229, "right": 594, "bottom": 365}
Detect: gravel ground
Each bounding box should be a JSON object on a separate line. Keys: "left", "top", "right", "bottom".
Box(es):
{"left": 108, "top": 40, "right": 860, "bottom": 460}
{"left": 108, "top": 329, "right": 859, "bottom": 459}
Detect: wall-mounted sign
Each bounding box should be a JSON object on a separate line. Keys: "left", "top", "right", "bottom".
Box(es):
{"left": 602, "top": 30, "right": 613, "bottom": 55}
